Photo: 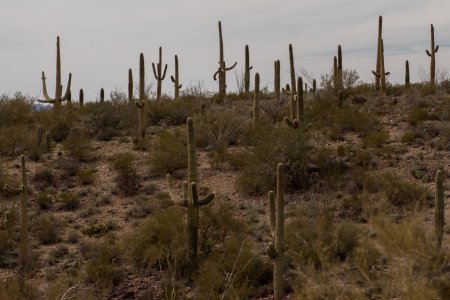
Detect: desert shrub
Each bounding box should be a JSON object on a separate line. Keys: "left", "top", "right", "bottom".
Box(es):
{"left": 36, "top": 192, "right": 52, "bottom": 210}
{"left": 33, "top": 213, "right": 61, "bottom": 244}
{"left": 32, "top": 167, "right": 54, "bottom": 189}
{"left": 0, "top": 230, "right": 15, "bottom": 267}
{"left": 148, "top": 129, "right": 187, "bottom": 174}
{"left": 76, "top": 168, "right": 96, "bottom": 185}
{"left": 49, "top": 119, "right": 71, "bottom": 142}
{"left": 81, "top": 238, "right": 123, "bottom": 287}
{"left": 111, "top": 152, "right": 142, "bottom": 196}
{"left": 0, "top": 93, "right": 35, "bottom": 128}
{"left": 0, "top": 125, "right": 32, "bottom": 155}
{"left": 81, "top": 222, "right": 113, "bottom": 237}
{"left": 332, "top": 105, "right": 380, "bottom": 135}
{"left": 235, "top": 126, "right": 312, "bottom": 195}
{"left": 361, "top": 130, "right": 389, "bottom": 148}
{"left": 123, "top": 208, "right": 189, "bottom": 276}
{"left": 59, "top": 192, "right": 80, "bottom": 210}
{"left": 146, "top": 98, "right": 197, "bottom": 126}
{"left": 62, "top": 132, "right": 91, "bottom": 160}
{"left": 333, "top": 222, "right": 360, "bottom": 260}
{"left": 407, "top": 107, "right": 429, "bottom": 126}
{"left": 194, "top": 238, "right": 271, "bottom": 299}
{"left": 126, "top": 195, "right": 153, "bottom": 219}
{"left": 0, "top": 277, "right": 38, "bottom": 300}
{"left": 58, "top": 157, "right": 81, "bottom": 178}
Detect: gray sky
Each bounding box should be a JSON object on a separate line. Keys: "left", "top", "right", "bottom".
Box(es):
{"left": 1, "top": 0, "right": 450, "bottom": 100}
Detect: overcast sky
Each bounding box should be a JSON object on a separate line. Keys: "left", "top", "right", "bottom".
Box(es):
{"left": 1, "top": 0, "right": 449, "bottom": 100}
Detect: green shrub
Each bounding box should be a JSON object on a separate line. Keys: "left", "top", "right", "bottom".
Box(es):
{"left": 62, "top": 132, "right": 92, "bottom": 160}
{"left": 362, "top": 130, "right": 389, "bottom": 148}
{"left": 146, "top": 98, "right": 197, "bottom": 126}
{"left": 148, "top": 129, "right": 187, "bottom": 174}
{"left": 59, "top": 192, "right": 80, "bottom": 210}
{"left": 32, "top": 167, "right": 54, "bottom": 189}
{"left": 76, "top": 168, "right": 96, "bottom": 185}
{"left": 407, "top": 107, "right": 429, "bottom": 126}
{"left": 36, "top": 192, "right": 53, "bottom": 210}
{"left": 111, "top": 152, "right": 142, "bottom": 196}
{"left": 0, "top": 125, "right": 32, "bottom": 156}
{"left": 0, "top": 93, "right": 35, "bottom": 128}
{"left": 33, "top": 213, "right": 61, "bottom": 244}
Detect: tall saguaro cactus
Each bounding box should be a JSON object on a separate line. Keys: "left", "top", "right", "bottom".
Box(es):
{"left": 266, "top": 163, "right": 285, "bottom": 300}
{"left": 3, "top": 155, "right": 28, "bottom": 274}
{"left": 435, "top": 170, "right": 445, "bottom": 248}
{"left": 426, "top": 24, "right": 439, "bottom": 86}
{"left": 214, "top": 21, "right": 237, "bottom": 101}
{"left": 289, "top": 44, "right": 297, "bottom": 121}
{"left": 284, "top": 76, "right": 304, "bottom": 129}
{"left": 128, "top": 68, "right": 134, "bottom": 103}
{"left": 170, "top": 55, "right": 183, "bottom": 100}
{"left": 374, "top": 16, "right": 383, "bottom": 91}
{"left": 79, "top": 89, "right": 84, "bottom": 107}
{"left": 337, "top": 45, "right": 343, "bottom": 92}
{"left": 38, "top": 36, "right": 72, "bottom": 109}
{"left": 166, "top": 118, "right": 215, "bottom": 263}
{"left": 405, "top": 60, "right": 410, "bottom": 88}
{"left": 135, "top": 53, "right": 146, "bottom": 139}
{"left": 152, "top": 46, "right": 168, "bottom": 100}
{"left": 244, "top": 45, "right": 253, "bottom": 94}
{"left": 253, "top": 73, "right": 260, "bottom": 126}
{"left": 372, "top": 39, "right": 390, "bottom": 92}
{"left": 274, "top": 60, "right": 281, "bottom": 102}
{"left": 333, "top": 56, "right": 338, "bottom": 93}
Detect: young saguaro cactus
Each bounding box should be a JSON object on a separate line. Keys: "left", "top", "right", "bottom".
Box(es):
{"left": 166, "top": 117, "right": 215, "bottom": 262}
{"left": 284, "top": 77, "right": 303, "bottom": 129}
{"left": 3, "top": 155, "right": 28, "bottom": 274}
{"left": 253, "top": 73, "right": 260, "bottom": 126}
{"left": 152, "top": 46, "right": 168, "bottom": 100}
{"left": 266, "top": 163, "right": 285, "bottom": 300}
{"left": 426, "top": 24, "right": 439, "bottom": 86}
{"left": 337, "top": 45, "right": 343, "bottom": 92}
{"left": 374, "top": 15, "right": 383, "bottom": 91}
{"left": 288, "top": 44, "right": 297, "bottom": 121}
{"left": 135, "top": 53, "right": 146, "bottom": 139}
{"left": 244, "top": 45, "right": 253, "bottom": 94}
{"left": 372, "top": 39, "right": 390, "bottom": 92}
{"left": 79, "top": 89, "right": 84, "bottom": 107}
{"left": 38, "top": 36, "right": 72, "bottom": 109}
{"left": 405, "top": 60, "right": 410, "bottom": 88}
{"left": 128, "top": 68, "right": 134, "bottom": 103}
{"left": 435, "top": 170, "right": 445, "bottom": 248}
{"left": 274, "top": 60, "right": 281, "bottom": 102}
{"left": 214, "top": 21, "right": 237, "bottom": 101}
{"left": 170, "top": 55, "right": 183, "bottom": 100}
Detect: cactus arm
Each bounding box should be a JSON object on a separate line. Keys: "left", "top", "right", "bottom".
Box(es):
{"left": 152, "top": 63, "right": 158, "bottom": 79}
{"left": 178, "top": 84, "right": 182, "bottom": 89}
{"left": 135, "top": 100, "right": 145, "bottom": 109}
{"left": 161, "top": 64, "right": 168, "bottom": 80}
{"left": 249, "top": 66, "right": 253, "bottom": 70}
{"left": 166, "top": 174, "right": 188, "bottom": 207}
{"left": 385, "top": 72, "right": 390, "bottom": 76}
{"left": 435, "top": 45, "right": 439, "bottom": 52}
{"left": 224, "top": 62, "right": 237, "bottom": 71}
{"left": 191, "top": 182, "right": 199, "bottom": 206}
{"left": 60, "top": 73, "right": 72, "bottom": 101}
{"left": 171, "top": 75, "right": 176, "bottom": 83}
{"left": 4, "top": 212, "right": 19, "bottom": 242}
{"left": 198, "top": 193, "right": 215, "bottom": 206}
{"left": 41, "top": 72, "right": 52, "bottom": 101}
{"left": 426, "top": 50, "right": 432, "bottom": 57}
{"left": 372, "top": 70, "right": 380, "bottom": 76}
{"left": 266, "top": 242, "right": 277, "bottom": 259}
{"left": 213, "top": 69, "right": 220, "bottom": 80}
{"left": 4, "top": 184, "right": 24, "bottom": 195}
{"left": 284, "top": 117, "right": 293, "bottom": 128}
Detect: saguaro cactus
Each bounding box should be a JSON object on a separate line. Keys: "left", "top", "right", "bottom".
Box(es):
{"left": 170, "top": 55, "right": 183, "bottom": 100}
{"left": 374, "top": 16, "right": 383, "bottom": 91}
{"left": 166, "top": 117, "right": 215, "bottom": 262}
{"left": 253, "top": 73, "right": 260, "bottom": 126}
{"left": 38, "top": 36, "right": 72, "bottom": 109}
{"left": 338, "top": 90, "right": 344, "bottom": 109}
{"left": 79, "top": 89, "right": 84, "bottom": 107}
{"left": 284, "top": 77, "right": 303, "bottom": 128}
{"left": 405, "top": 60, "right": 410, "bottom": 88}
{"left": 372, "top": 39, "right": 390, "bottom": 92}
{"left": 100, "top": 88, "right": 105, "bottom": 102}
{"left": 152, "top": 47, "right": 168, "bottom": 100}
{"left": 128, "top": 68, "right": 133, "bottom": 103}
{"left": 266, "top": 163, "right": 285, "bottom": 300}
{"left": 312, "top": 79, "right": 317, "bottom": 94}
{"left": 333, "top": 56, "right": 338, "bottom": 93}
{"left": 289, "top": 44, "right": 297, "bottom": 121}
{"left": 3, "top": 155, "right": 28, "bottom": 274}
{"left": 435, "top": 170, "right": 444, "bottom": 248}
{"left": 426, "top": 24, "right": 439, "bottom": 86}
{"left": 244, "top": 45, "right": 253, "bottom": 94}
{"left": 214, "top": 21, "right": 237, "bottom": 101}
{"left": 337, "top": 45, "right": 343, "bottom": 92}
{"left": 135, "top": 53, "right": 146, "bottom": 139}
{"left": 274, "top": 60, "right": 281, "bottom": 102}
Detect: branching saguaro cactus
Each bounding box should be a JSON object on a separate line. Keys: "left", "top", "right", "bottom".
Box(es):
{"left": 284, "top": 77, "right": 303, "bottom": 129}
{"left": 152, "top": 47, "right": 168, "bottom": 100}
{"left": 289, "top": 44, "right": 297, "bottom": 121}
{"left": 405, "top": 60, "right": 410, "bottom": 88}
{"left": 274, "top": 60, "right": 281, "bottom": 102}
{"left": 426, "top": 24, "right": 439, "bottom": 86}
{"left": 266, "top": 163, "right": 285, "bottom": 300}
{"left": 166, "top": 117, "right": 215, "bottom": 263}
{"left": 244, "top": 45, "right": 253, "bottom": 94}
{"left": 374, "top": 15, "right": 383, "bottom": 91}
{"left": 214, "top": 21, "right": 237, "bottom": 101}
{"left": 3, "top": 155, "right": 28, "bottom": 274}
{"left": 435, "top": 170, "right": 445, "bottom": 248}
{"left": 128, "top": 68, "right": 133, "bottom": 103}
{"left": 38, "top": 36, "right": 72, "bottom": 109}
{"left": 135, "top": 53, "right": 146, "bottom": 139}
{"left": 170, "top": 55, "right": 183, "bottom": 100}
{"left": 372, "top": 39, "right": 390, "bottom": 92}
{"left": 253, "top": 73, "right": 260, "bottom": 126}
